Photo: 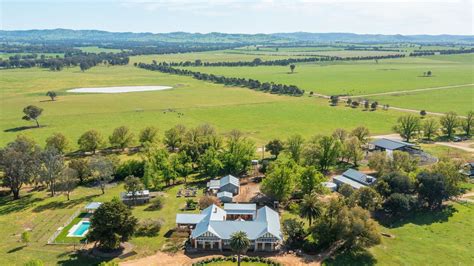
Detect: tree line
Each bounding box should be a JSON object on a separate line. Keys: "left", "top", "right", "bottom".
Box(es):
{"left": 137, "top": 62, "right": 305, "bottom": 96}
{"left": 0, "top": 51, "right": 129, "bottom": 71}
{"left": 393, "top": 111, "right": 473, "bottom": 142}
{"left": 154, "top": 54, "right": 406, "bottom": 68}
{"left": 409, "top": 48, "right": 474, "bottom": 57}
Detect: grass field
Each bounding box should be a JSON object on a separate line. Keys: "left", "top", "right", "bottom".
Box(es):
{"left": 370, "top": 86, "right": 473, "bottom": 114}
{"left": 325, "top": 202, "right": 474, "bottom": 265}
{"left": 76, "top": 46, "right": 125, "bottom": 53}
{"left": 0, "top": 65, "right": 407, "bottom": 148}
{"left": 183, "top": 55, "right": 473, "bottom": 96}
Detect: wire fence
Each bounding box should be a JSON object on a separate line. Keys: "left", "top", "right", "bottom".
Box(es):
{"left": 47, "top": 208, "right": 82, "bottom": 245}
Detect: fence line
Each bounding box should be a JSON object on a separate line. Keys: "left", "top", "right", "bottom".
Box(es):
{"left": 47, "top": 208, "right": 82, "bottom": 244}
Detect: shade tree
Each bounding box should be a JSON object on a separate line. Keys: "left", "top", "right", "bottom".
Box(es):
{"left": 45, "top": 133, "right": 69, "bottom": 154}
{"left": 22, "top": 105, "right": 43, "bottom": 128}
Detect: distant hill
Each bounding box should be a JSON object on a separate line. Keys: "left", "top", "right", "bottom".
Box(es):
{"left": 1, "top": 29, "right": 473, "bottom": 44}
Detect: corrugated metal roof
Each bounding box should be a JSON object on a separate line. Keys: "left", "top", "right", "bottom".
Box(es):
{"left": 85, "top": 202, "right": 102, "bottom": 210}
{"left": 333, "top": 175, "right": 366, "bottom": 189}
{"left": 207, "top": 179, "right": 220, "bottom": 189}
{"left": 220, "top": 175, "right": 239, "bottom": 188}
{"left": 342, "top": 169, "right": 376, "bottom": 186}
{"left": 224, "top": 203, "right": 256, "bottom": 211}
{"left": 217, "top": 191, "right": 233, "bottom": 199}
{"left": 176, "top": 214, "right": 206, "bottom": 224}
{"left": 372, "top": 138, "right": 414, "bottom": 150}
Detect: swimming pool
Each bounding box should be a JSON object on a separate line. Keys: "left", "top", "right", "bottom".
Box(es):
{"left": 67, "top": 221, "right": 90, "bottom": 237}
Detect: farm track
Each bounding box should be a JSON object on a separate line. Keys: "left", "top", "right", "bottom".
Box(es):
{"left": 343, "top": 83, "right": 474, "bottom": 98}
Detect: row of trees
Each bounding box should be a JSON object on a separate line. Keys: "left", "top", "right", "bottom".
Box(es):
{"left": 153, "top": 53, "right": 406, "bottom": 68}
{"left": 394, "top": 111, "right": 473, "bottom": 142}
{"left": 137, "top": 62, "right": 305, "bottom": 96}
{"left": 0, "top": 51, "right": 129, "bottom": 71}
{"left": 409, "top": 48, "right": 474, "bottom": 56}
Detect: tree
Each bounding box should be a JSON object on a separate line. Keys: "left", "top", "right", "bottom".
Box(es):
{"left": 220, "top": 131, "right": 255, "bottom": 176}
{"left": 57, "top": 167, "right": 78, "bottom": 200}
{"left": 87, "top": 198, "right": 138, "bottom": 250}
{"left": 282, "top": 218, "right": 306, "bottom": 249}
{"left": 312, "top": 199, "right": 380, "bottom": 251}
{"left": 163, "top": 124, "right": 186, "bottom": 151}
{"left": 303, "top": 136, "right": 341, "bottom": 172}
{"left": 198, "top": 195, "right": 221, "bottom": 209}
{"left": 350, "top": 126, "right": 370, "bottom": 144}
{"left": 343, "top": 137, "right": 364, "bottom": 167}
{"left": 427, "top": 70, "right": 432, "bottom": 76}
{"left": 45, "top": 133, "right": 69, "bottom": 154}
{"left": 286, "top": 134, "right": 304, "bottom": 163}
{"left": 78, "top": 130, "right": 104, "bottom": 154}
{"left": 0, "top": 136, "right": 41, "bottom": 199}
{"left": 80, "top": 61, "right": 90, "bottom": 72}
{"left": 89, "top": 156, "right": 115, "bottom": 194}
{"left": 462, "top": 111, "right": 474, "bottom": 137}
{"left": 393, "top": 115, "right": 420, "bottom": 142}
{"left": 265, "top": 139, "right": 284, "bottom": 158}
{"left": 364, "top": 100, "right": 370, "bottom": 110}
{"left": 338, "top": 184, "right": 355, "bottom": 198}
{"left": 416, "top": 171, "right": 449, "bottom": 209}
{"left": 24, "top": 259, "right": 44, "bottom": 266}
{"left": 39, "top": 148, "right": 65, "bottom": 197}
{"left": 230, "top": 231, "right": 250, "bottom": 266}
{"left": 422, "top": 118, "right": 440, "bottom": 141}
{"left": 300, "top": 194, "right": 323, "bottom": 226}
{"left": 139, "top": 126, "right": 159, "bottom": 145}
{"left": 172, "top": 152, "right": 193, "bottom": 184}
{"left": 21, "top": 231, "right": 31, "bottom": 246}
{"left": 300, "top": 166, "right": 325, "bottom": 195}
{"left": 383, "top": 193, "right": 412, "bottom": 216}
{"left": 199, "top": 147, "right": 223, "bottom": 179}
{"left": 261, "top": 157, "right": 299, "bottom": 202}
{"left": 124, "top": 175, "right": 144, "bottom": 206}
{"left": 68, "top": 158, "right": 90, "bottom": 184}
{"left": 350, "top": 187, "right": 382, "bottom": 211}
{"left": 377, "top": 172, "right": 413, "bottom": 197}
{"left": 332, "top": 128, "right": 348, "bottom": 142}
{"left": 368, "top": 151, "right": 389, "bottom": 176}
{"left": 46, "top": 91, "right": 57, "bottom": 101}
{"left": 109, "top": 126, "right": 135, "bottom": 150}
{"left": 330, "top": 96, "right": 339, "bottom": 106}
{"left": 391, "top": 150, "right": 418, "bottom": 173}
{"left": 430, "top": 159, "right": 465, "bottom": 198}
{"left": 289, "top": 64, "right": 296, "bottom": 73}
{"left": 440, "top": 112, "right": 459, "bottom": 139}
{"left": 22, "top": 105, "right": 43, "bottom": 128}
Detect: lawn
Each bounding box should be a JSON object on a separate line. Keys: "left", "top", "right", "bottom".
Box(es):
{"left": 325, "top": 202, "right": 474, "bottom": 265}
{"left": 0, "top": 180, "right": 201, "bottom": 265}
{"left": 0, "top": 65, "right": 406, "bottom": 148}
{"left": 183, "top": 55, "right": 473, "bottom": 96}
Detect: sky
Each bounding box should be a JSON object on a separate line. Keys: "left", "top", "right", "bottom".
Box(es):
{"left": 1, "top": 0, "right": 473, "bottom": 35}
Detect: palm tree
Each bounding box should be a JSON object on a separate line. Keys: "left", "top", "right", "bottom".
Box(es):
{"left": 300, "top": 194, "right": 323, "bottom": 226}
{"left": 230, "top": 231, "right": 250, "bottom": 266}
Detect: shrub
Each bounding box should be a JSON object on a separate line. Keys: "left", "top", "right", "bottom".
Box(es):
{"left": 186, "top": 199, "right": 198, "bottom": 210}
{"left": 24, "top": 260, "right": 44, "bottom": 266}
{"left": 199, "top": 195, "right": 221, "bottom": 209}
{"left": 135, "top": 219, "right": 163, "bottom": 237}
{"left": 115, "top": 160, "right": 145, "bottom": 180}
{"left": 145, "top": 197, "right": 164, "bottom": 211}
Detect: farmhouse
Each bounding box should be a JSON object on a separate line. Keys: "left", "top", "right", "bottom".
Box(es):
{"left": 176, "top": 203, "right": 282, "bottom": 251}
{"left": 333, "top": 169, "right": 376, "bottom": 190}
{"left": 207, "top": 175, "right": 240, "bottom": 195}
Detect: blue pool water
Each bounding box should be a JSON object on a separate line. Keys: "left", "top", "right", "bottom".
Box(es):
{"left": 71, "top": 221, "right": 90, "bottom": 236}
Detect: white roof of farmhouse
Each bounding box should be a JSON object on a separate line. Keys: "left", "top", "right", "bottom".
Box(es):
{"left": 187, "top": 204, "right": 282, "bottom": 240}
{"left": 217, "top": 191, "right": 233, "bottom": 199}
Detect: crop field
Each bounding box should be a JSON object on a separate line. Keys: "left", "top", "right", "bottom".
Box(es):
{"left": 182, "top": 54, "right": 473, "bottom": 97}
{"left": 0, "top": 64, "right": 408, "bottom": 148}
